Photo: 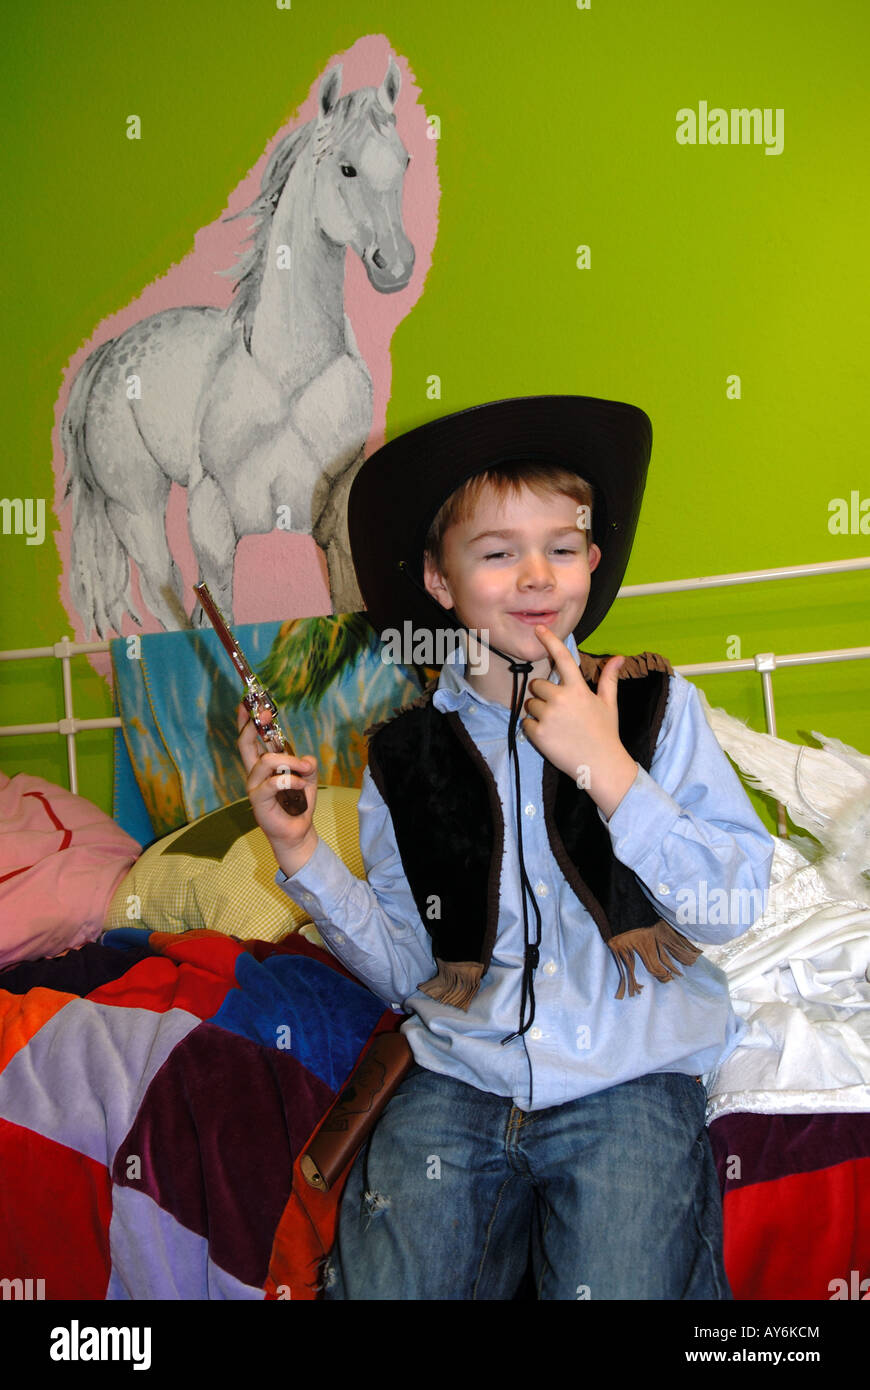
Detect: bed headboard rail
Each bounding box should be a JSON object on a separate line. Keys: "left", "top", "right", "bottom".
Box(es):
{"left": 0, "top": 636, "right": 120, "bottom": 794}
{"left": 1, "top": 556, "right": 868, "bottom": 832}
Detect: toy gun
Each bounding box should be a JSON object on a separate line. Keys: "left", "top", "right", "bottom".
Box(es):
{"left": 193, "top": 583, "right": 307, "bottom": 817}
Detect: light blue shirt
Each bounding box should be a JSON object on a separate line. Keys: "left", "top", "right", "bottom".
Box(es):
{"left": 276, "top": 634, "right": 774, "bottom": 1111}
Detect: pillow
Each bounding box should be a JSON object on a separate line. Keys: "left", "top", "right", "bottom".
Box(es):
{"left": 0, "top": 771, "right": 141, "bottom": 969}
{"left": 104, "top": 785, "right": 364, "bottom": 945}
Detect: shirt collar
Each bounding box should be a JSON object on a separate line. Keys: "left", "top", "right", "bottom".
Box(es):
{"left": 432, "top": 628, "right": 581, "bottom": 716}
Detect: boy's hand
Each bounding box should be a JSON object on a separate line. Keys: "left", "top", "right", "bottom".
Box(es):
{"left": 522, "top": 626, "right": 639, "bottom": 820}
{"left": 236, "top": 702, "right": 320, "bottom": 872}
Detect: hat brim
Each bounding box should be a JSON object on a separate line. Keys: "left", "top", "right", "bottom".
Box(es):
{"left": 348, "top": 395, "right": 652, "bottom": 648}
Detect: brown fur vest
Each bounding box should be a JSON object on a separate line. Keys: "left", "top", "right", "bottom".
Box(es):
{"left": 366, "top": 651, "right": 701, "bottom": 1009}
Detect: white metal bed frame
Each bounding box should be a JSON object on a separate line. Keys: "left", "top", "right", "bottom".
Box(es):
{"left": 2, "top": 556, "right": 868, "bottom": 837}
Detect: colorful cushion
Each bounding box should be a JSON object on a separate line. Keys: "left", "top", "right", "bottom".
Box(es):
{"left": 104, "top": 786, "right": 363, "bottom": 946}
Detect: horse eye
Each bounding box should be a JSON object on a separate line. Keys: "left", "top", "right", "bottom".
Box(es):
{"left": 340, "top": 163, "right": 357, "bottom": 177}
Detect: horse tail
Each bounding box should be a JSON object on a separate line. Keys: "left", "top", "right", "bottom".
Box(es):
{"left": 61, "top": 339, "right": 141, "bottom": 638}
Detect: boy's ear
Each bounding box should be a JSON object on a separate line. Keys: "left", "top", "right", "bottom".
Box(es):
{"left": 422, "top": 551, "right": 455, "bottom": 611}
{"left": 587, "top": 542, "right": 602, "bottom": 573}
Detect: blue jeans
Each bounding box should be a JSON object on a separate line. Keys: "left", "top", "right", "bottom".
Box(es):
{"left": 321, "top": 1063, "right": 732, "bottom": 1300}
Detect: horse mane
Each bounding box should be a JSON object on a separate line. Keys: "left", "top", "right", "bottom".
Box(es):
{"left": 224, "top": 121, "right": 315, "bottom": 352}
{"left": 224, "top": 87, "right": 397, "bottom": 353}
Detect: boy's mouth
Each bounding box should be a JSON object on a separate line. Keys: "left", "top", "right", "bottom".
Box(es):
{"left": 508, "top": 609, "right": 559, "bottom": 625}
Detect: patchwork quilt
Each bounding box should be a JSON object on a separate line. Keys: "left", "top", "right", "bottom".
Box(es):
{"left": 709, "top": 1112, "right": 870, "bottom": 1300}
{"left": 0, "top": 929, "right": 402, "bottom": 1300}
{"left": 2, "top": 927, "right": 867, "bottom": 1301}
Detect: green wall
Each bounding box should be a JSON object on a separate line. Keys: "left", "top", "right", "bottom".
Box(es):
{"left": 1, "top": 1, "right": 867, "bottom": 829}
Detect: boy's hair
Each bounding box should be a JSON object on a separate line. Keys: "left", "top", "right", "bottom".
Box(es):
{"left": 422, "top": 460, "right": 595, "bottom": 572}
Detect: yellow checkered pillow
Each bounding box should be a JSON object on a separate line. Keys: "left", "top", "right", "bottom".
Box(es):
{"left": 104, "top": 787, "right": 363, "bottom": 945}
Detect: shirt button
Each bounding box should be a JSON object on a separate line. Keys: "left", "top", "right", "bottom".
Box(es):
{"left": 524, "top": 803, "right": 536, "bottom": 817}
{"left": 333, "top": 932, "right": 346, "bottom": 944}
{"left": 529, "top": 1027, "right": 542, "bottom": 1040}
{"left": 302, "top": 892, "right": 314, "bottom": 904}
{"left": 657, "top": 883, "right": 671, "bottom": 895}
{"left": 517, "top": 730, "right": 526, "bottom": 742}
{"left": 543, "top": 960, "right": 557, "bottom": 975}
{"left": 534, "top": 882, "right": 549, "bottom": 897}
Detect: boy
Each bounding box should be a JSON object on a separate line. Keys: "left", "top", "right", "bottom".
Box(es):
{"left": 238, "top": 395, "right": 774, "bottom": 1300}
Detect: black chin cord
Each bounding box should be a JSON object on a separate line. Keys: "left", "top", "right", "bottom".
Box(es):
{"left": 500, "top": 657, "right": 544, "bottom": 1061}
{"left": 397, "top": 564, "right": 546, "bottom": 1077}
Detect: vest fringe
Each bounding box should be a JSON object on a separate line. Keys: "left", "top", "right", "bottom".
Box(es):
{"left": 417, "top": 959, "right": 486, "bottom": 1011}
{"left": 607, "top": 922, "right": 702, "bottom": 999}
{"left": 578, "top": 649, "right": 674, "bottom": 685}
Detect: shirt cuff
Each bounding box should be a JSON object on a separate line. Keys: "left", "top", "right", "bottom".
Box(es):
{"left": 598, "top": 763, "right": 681, "bottom": 873}
{"left": 274, "top": 836, "right": 356, "bottom": 922}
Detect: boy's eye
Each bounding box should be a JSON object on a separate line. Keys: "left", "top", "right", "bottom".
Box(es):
{"left": 478, "top": 547, "right": 578, "bottom": 558}
{"left": 481, "top": 547, "right": 581, "bottom": 561}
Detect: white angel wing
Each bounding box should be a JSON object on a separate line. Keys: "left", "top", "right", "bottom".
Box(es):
{"left": 696, "top": 688, "right": 870, "bottom": 904}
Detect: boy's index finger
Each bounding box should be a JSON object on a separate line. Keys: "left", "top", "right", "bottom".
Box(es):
{"left": 533, "top": 624, "right": 582, "bottom": 685}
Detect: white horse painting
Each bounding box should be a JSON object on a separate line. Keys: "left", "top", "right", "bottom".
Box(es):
{"left": 61, "top": 57, "right": 415, "bottom": 636}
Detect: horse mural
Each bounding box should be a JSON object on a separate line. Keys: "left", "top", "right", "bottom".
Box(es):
{"left": 61, "top": 57, "right": 415, "bottom": 637}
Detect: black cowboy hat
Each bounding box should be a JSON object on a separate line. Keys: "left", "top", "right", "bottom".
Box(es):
{"left": 347, "top": 394, "right": 652, "bottom": 647}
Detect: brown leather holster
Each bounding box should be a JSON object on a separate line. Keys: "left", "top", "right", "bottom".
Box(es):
{"left": 299, "top": 1030, "right": 415, "bottom": 1192}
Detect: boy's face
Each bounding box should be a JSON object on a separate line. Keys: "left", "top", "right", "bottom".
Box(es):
{"left": 423, "top": 482, "right": 602, "bottom": 664}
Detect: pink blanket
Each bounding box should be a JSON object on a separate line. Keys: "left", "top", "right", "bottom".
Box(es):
{"left": 0, "top": 771, "right": 140, "bottom": 967}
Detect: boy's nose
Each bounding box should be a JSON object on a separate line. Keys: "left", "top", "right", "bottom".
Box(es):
{"left": 518, "top": 552, "right": 555, "bottom": 585}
